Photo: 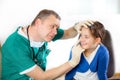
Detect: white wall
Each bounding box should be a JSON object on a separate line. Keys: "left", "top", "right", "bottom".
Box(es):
{"left": 0, "top": 0, "right": 120, "bottom": 73}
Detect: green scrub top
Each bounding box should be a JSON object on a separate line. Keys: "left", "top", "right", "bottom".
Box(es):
{"left": 2, "top": 27, "right": 64, "bottom": 80}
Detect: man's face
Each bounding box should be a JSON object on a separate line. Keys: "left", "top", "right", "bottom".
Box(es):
{"left": 37, "top": 15, "right": 60, "bottom": 42}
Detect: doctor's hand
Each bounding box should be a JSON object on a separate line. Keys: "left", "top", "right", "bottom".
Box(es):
{"left": 73, "top": 20, "right": 94, "bottom": 33}
{"left": 68, "top": 40, "right": 85, "bottom": 67}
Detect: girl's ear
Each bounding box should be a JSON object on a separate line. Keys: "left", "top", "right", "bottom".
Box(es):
{"left": 95, "top": 37, "right": 101, "bottom": 44}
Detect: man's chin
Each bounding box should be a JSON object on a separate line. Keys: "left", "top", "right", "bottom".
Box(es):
{"left": 46, "top": 39, "right": 52, "bottom": 42}
{"left": 47, "top": 40, "right": 51, "bottom": 42}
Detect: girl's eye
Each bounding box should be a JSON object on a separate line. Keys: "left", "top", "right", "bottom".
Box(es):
{"left": 85, "top": 36, "right": 89, "bottom": 39}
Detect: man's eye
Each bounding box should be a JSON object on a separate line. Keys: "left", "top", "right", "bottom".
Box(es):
{"left": 49, "top": 25, "right": 54, "bottom": 29}
{"left": 51, "top": 25, "right": 58, "bottom": 29}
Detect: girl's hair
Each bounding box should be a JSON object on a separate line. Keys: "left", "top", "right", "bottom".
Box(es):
{"left": 86, "top": 21, "right": 106, "bottom": 43}
{"left": 79, "top": 21, "right": 115, "bottom": 78}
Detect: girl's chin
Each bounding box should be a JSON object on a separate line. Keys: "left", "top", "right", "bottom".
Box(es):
{"left": 81, "top": 46, "right": 87, "bottom": 49}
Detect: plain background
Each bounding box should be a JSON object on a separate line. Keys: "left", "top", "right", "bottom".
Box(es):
{"left": 0, "top": 0, "right": 120, "bottom": 74}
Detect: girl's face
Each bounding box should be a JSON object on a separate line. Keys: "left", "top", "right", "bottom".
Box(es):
{"left": 79, "top": 27, "right": 99, "bottom": 50}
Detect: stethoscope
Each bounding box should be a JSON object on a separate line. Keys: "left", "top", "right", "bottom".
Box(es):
{"left": 26, "top": 25, "right": 44, "bottom": 66}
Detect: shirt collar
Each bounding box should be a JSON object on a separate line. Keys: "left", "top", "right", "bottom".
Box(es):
{"left": 18, "top": 27, "right": 44, "bottom": 48}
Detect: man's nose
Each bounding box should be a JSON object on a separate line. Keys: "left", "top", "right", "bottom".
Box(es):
{"left": 52, "top": 28, "right": 57, "bottom": 35}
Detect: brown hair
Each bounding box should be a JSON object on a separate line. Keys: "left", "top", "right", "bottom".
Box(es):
{"left": 31, "top": 9, "right": 61, "bottom": 25}
{"left": 87, "top": 21, "right": 106, "bottom": 43}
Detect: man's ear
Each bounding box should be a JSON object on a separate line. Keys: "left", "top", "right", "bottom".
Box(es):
{"left": 35, "top": 19, "right": 41, "bottom": 26}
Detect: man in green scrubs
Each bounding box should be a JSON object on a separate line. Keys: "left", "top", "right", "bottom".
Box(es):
{"left": 0, "top": 43, "right": 1, "bottom": 79}
{"left": 2, "top": 9, "right": 85, "bottom": 80}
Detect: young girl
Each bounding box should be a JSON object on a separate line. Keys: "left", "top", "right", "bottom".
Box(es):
{"left": 65, "top": 21, "right": 110, "bottom": 80}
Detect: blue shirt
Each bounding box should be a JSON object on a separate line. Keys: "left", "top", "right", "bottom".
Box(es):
{"left": 65, "top": 44, "right": 109, "bottom": 80}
